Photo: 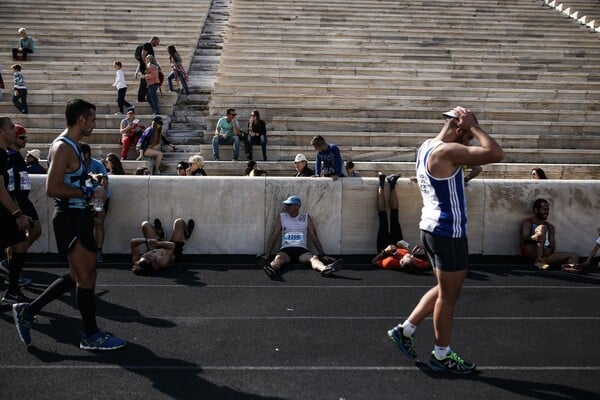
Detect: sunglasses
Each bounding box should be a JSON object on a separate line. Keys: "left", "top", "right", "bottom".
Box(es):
{"left": 17, "top": 135, "right": 27, "bottom": 140}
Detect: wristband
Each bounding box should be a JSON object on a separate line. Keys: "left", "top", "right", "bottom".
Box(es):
{"left": 11, "top": 209, "right": 23, "bottom": 219}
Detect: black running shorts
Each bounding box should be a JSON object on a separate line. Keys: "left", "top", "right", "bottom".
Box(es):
{"left": 53, "top": 207, "right": 97, "bottom": 254}
{"left": 420, "top": 230, "right": 469, "bottom": 272}
{"left": 279, "top": 246, "right": 311, "bottom": 263}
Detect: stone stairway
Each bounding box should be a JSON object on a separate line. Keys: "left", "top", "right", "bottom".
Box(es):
{"left": 165, "top": 0, "right": 232, "bottom": 172}
{"left": 1, "top": 0, "right": 599, "bottom": 178}
{"left": 0, "top": 0, "right": 211, "bottom": 173}
{"left": 201, "top": 0, "right": 600, "bottom": 176}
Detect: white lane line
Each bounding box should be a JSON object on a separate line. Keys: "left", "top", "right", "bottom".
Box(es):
{"left": 101, "top": 316, "right": 600, "bottom": 321}
{"left": 96, "top": 284, "right": 600, "bottom": 289}
{"left": 1, "top": 365, "right": 599, "bottom": 371}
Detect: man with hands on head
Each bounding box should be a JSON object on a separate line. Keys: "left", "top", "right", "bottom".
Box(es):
{"left": 387, "top": 106, "right": 504, "bottom": 374}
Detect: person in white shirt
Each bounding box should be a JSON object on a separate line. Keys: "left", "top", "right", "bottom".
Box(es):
{"left": 259, "top": 195, "right": 342, "bottom": 278}
{"left": 112, "top": 61, "right": 132, "bottom": 115}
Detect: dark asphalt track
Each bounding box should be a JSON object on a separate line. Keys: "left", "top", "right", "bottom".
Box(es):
{"left": 1, "top": 255, "right": 599, "bottom": 399}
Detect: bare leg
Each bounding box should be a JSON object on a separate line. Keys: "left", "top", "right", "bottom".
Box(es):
{"left": 270, "top": 252, "right": 291, "bottom": 272}
{"left": 94, "top": 209, "right": 106, "bottom": 250}
{"left": 171, "top": 218, "right": 186, "bottom": 242}
{"left": 432, "top": 268, "right": 467, "bottom": 347}
{"left": 141, "top": 220, "right": 160, "bottom": 239}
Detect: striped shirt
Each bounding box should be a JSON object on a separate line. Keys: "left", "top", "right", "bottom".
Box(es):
{"left": 416, "top": 139, "right": 467, "bottom": 238}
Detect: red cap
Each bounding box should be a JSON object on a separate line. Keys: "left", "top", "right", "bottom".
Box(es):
{"left": 15, "top": 124, "right": 27, "bottom": 137}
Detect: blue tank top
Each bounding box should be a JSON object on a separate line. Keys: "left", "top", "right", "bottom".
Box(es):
{"left": 48, "top": 134, "right": 89, "bottom": 209}
{"left": 416, "top": 139, "right": 467, "bottom": 238}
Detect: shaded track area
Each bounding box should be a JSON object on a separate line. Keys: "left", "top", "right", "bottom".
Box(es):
{"left": 1, "top": 255, "right": 599, "bottom": 399}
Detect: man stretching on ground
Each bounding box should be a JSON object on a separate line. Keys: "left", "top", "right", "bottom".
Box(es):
{"left": 371, "top": 172, "right": 430, "bottom": 273}
{"left": 130, "top": 218, "right": 194, "bottom": 275}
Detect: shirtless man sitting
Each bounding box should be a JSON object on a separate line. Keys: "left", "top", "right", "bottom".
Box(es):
{"left": 130, "top": 217, "right": 194, "bottom": 275}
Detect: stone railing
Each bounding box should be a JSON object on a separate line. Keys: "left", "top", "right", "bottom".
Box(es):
{"left": 26, "top": 176, "right": 600, "bottom": 257}
{"left": 543, "top": 0, "right": 600, "bottom": 32}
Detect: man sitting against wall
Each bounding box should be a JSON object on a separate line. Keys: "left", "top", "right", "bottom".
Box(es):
{"left": 520, "top": 198, "right": 583, "bottom": 273}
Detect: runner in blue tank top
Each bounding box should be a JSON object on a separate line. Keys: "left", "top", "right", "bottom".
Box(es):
{"left": 12, "top": 99, "right": 126, "bottom": 350}
{"left": 387, "top": 106, "right": 504, "bottom": 374}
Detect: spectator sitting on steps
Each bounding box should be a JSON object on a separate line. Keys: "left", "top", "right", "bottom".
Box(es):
{"left": 136, "top": 116, "right": 175, "bottom": 175}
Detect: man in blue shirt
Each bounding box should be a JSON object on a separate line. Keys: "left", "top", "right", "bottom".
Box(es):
{"left": 212, "top": 108, "right": 240, "bottom": 161}
{"left": 311, "top": 135, "right": 345, "bottom": 179}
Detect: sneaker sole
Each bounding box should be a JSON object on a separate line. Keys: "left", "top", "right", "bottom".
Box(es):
{"left": 80, "top": 342, "right": 126, "bottom": 351}
{"left": 12, "top": 306, "right": 32, "bottom": 346}
{"left": 321, "top": 259, "right": 343, "bottom": 276}
{"left": 387, "top": 330, "right": 416, "bottom": 360}
{"left": 428, "top": 361, "right": 477, "bottom": 374}
{"left": 3, "top": 277, "right": 33, "bottom": 287}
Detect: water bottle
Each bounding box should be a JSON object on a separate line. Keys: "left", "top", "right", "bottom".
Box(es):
{"left": 91, "top": 198, "right": 103, "bottom": 212}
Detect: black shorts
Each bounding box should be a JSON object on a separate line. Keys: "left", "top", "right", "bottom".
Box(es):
{"left": 420, "top": 230, "right": 469, "bottom": 272}
{"left": 16, "top": 196, "right": 39, "bottom": 221}
{"left": 0, "top": 213, "right": 28, "bottom": 248}
{"left": 279, "top": 246, "right": 311, "bottom": 263}
{"left": 53, "top": 207, "right": 97, "bottom": 254}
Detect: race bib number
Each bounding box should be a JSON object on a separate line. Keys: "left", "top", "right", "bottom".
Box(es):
{"left": 19, "top": 171, "right": 31, "bottom": 191}
{"left": 7, "top": 168, "right": 15, "bottom": 192}
{"left": 283, "top": 231, "right": 304, "bottom": 246}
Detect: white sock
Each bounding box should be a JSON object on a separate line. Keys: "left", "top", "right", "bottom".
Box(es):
{"left": 434, "top": 345, "right": 451, "bottom": 360}
{"left": 399, "top": 320, "right": 416, "bottom": 336}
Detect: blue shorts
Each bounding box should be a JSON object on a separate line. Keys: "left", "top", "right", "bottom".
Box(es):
{"left": 420, "top": 230, "right": 469, "bottom": 272}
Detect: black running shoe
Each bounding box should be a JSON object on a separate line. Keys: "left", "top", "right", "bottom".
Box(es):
{"left": 321, "top": 259, "right": 343, "bottom": 277}
{"left": 429, "top": 351, "right": 476, "bottom": 374}
{"left": 263, "top": 265, "right": 276, "bottom": 278}
{"left": 2, "top": 290, "right": 33, "bottom": 305}
{"left": 378, "top": 172, "right": 386, "bottom": 186}
{"left": 154, "top": 218, "right": 165, "bottom": 239}
{"left": 185, "top": 219, "right": 195, "bottom": 239}
{"left": 387, "top": 173, "right": 402, "bottom": 186}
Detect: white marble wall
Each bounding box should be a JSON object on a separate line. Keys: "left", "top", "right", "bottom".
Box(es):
{"left": 23, "top": 175, "right": 600, "bottom": 256}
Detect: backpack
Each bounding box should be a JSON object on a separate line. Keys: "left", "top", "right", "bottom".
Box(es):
{"left": 134, "top": 45, "right": 144, "bottom": 62}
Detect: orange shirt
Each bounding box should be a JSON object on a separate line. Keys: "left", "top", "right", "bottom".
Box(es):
{"left": 378, "top": 248, "right": 429, "bottom": 270}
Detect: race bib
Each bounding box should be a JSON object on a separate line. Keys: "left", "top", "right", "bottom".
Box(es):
{"left": 19, "top": 171, "right": 31, "bottom": 191}
{"left": 7, "top": 168, "right": 15, "bottom": 192}
{"left": 283, "top": 231, "right": 305, "bottom": 246}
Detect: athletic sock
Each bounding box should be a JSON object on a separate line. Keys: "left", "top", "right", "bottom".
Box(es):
{"left": 77, "top": 287, "right": 99, "bottom": 337}
{"left": 27, "top": 274, "right": 75, "bottom": 316}
{"left": 400, "top": 320, "right": 417, "bottom": 336}
{"left": 7, "top": 252, "right": 26, "bottom": 293}
{"left": 434, "top": 345, "right": 451, "bottom": 360}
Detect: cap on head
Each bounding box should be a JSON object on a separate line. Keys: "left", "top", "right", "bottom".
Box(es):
{"left": 26, "top": 149, "right": 41, "bottom": 160}
{"left": 283, "top": 195, "right": 301, "bottom": 206}
{"left": 18, "top": 27, "right": 27, "bottom": 34}
{"left": 127, "top": 107, "right": 135, "bottom": 113}
{"left": 442, "top": 110, "right": 458, "bottom": 119}
{"left": 294, "top": 153, "right": 307, "bottom": 163}
{"left": 14, "top": 124, "right": 26, "bottom": 137}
